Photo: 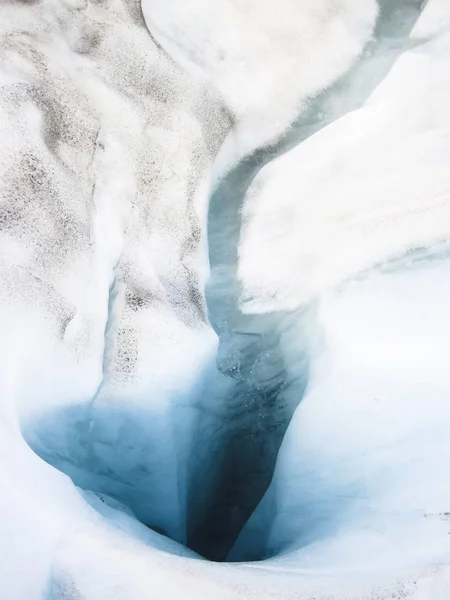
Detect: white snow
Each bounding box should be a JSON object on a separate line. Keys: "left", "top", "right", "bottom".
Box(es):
{"left": 234, "top": 252, "right": 450, "bottom": 576}
{"left": 0, "top": 0, "right": 449, "bottom": 598}
{"left": 142, "top": 0, "right": 378, "bottom": 165}
{"left": 238, "top": 0, "right": 450, "bottom": 313}
{"left": 232, "top": 0, "right": 450, "bottom": 592}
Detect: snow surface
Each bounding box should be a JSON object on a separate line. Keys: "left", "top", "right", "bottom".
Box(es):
{"left": 0, "top": 0, "right": 449, "bottom": 598}
{"left": 142, "top": 0, "right": 378, "bottom": 168}
{"left": 238, "top": 1, "right": 450, "bottom": 312}
{"left": 232, "top": 0, "right": 450, "bottom": 585}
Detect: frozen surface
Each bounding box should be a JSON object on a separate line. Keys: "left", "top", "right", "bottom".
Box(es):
{"left": 232, "top": 0, "right": 450, "bottom": 582}
{"left": 0, "top": 0, "right": 450, "bottom": 598}
{"left": 238, "top": 0, "right": 450, "bottom": 313}
{"left": 232, "top": 249, "right": 450, "bottom": 568}
{"left": 142, "top": 0, "right": 378, "bottom": 165}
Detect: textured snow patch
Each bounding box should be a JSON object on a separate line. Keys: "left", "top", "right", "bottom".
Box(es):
{"left": 238, "top": 0, "right": 450, "bottom": 313}
{"left": 142, "top": 0, "right": 377, "bottom": 158}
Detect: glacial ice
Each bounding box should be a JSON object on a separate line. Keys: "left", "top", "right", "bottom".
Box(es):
{"left": 0, "top": 0, "right": 450, "bottom": 598}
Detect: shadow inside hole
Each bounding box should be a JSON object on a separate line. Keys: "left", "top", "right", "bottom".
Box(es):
{"left": 20, "top": 327, "right": 309, "bottom": 563}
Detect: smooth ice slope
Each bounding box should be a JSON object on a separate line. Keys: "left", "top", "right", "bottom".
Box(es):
{"left": 232, "top": 249, "right": 450, "bottom": 569}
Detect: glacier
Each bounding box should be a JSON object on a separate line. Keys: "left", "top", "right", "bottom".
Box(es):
{"left": 0, "top": 0, "right": 450, "bottom": 598}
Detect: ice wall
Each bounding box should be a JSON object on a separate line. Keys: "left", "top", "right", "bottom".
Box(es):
{"left": 193, "top": 0, "right": 426, "bottom": 561}
{"left": 233, "top": 248, "right": 450, "bottom": 569}
{"left": 232, "top": 0, "right": 450, "bottom": 579}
